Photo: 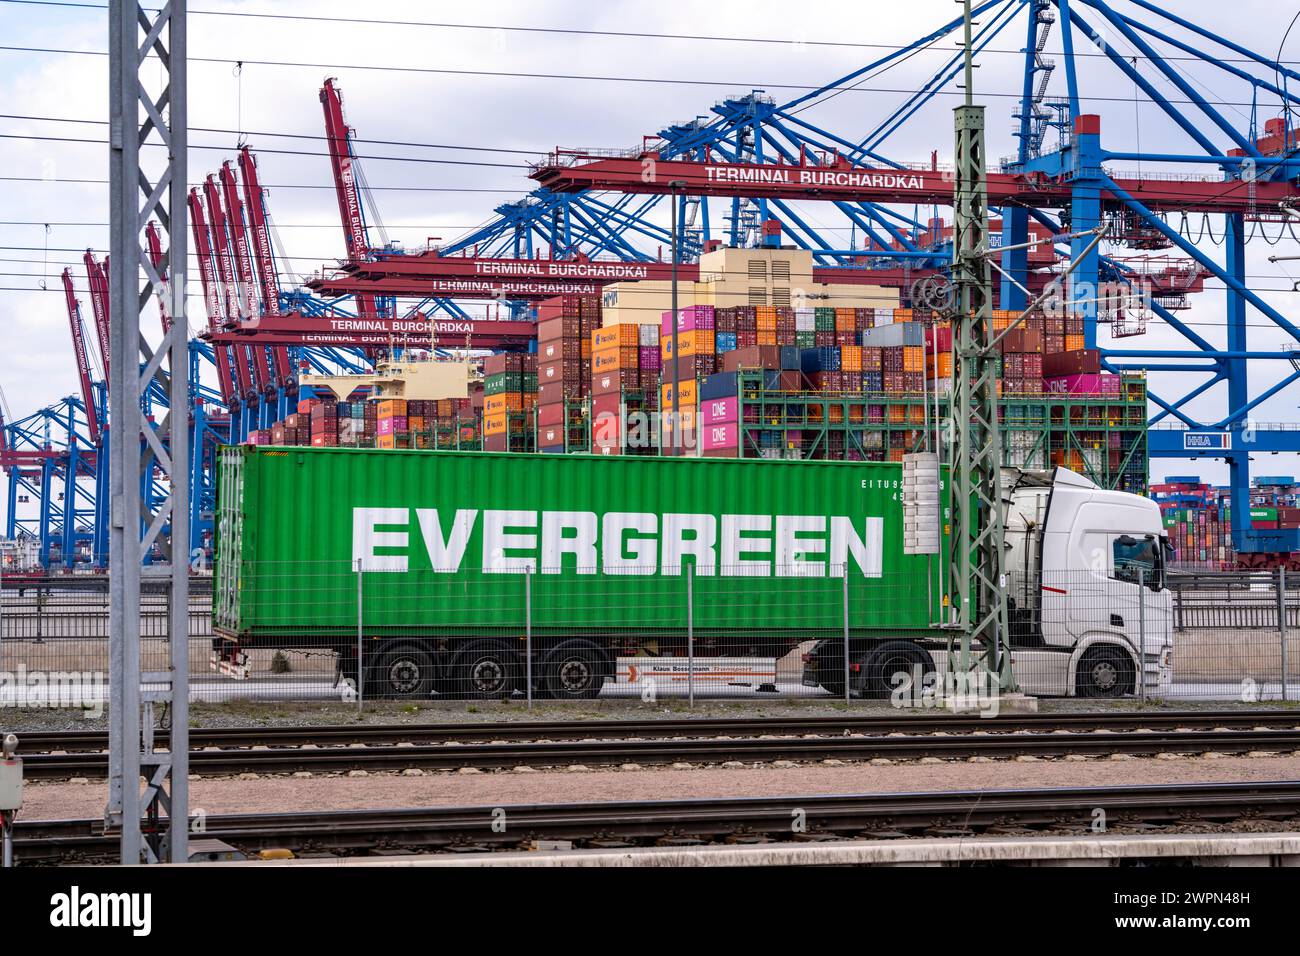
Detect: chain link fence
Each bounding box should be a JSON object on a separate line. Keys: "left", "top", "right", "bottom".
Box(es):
{"left": 0, "top": 566, "right": 1296, "bottom": 711}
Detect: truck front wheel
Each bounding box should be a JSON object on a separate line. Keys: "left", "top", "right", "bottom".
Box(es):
{"left": 542, "top": 641, "right": 607, "bottom": 699}
{"left": 1075, "top": 646, "right": 1135, "bottom": 698}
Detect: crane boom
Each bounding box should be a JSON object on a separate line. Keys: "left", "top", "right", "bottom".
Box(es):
{"left": 60, "top": 269, "right": 101, "bottom": 444}
{"left": 320, "top": 78, "right": 381, "bottom": 324}
{"left": 187, "top": 187, "right": 239, "bottom": 407}
{"left": 203, "top": 175, "right": 257, "bottom": 398}
{"left": 237, "top": 147, "right": 295, "bottom": 390}
{"left": 145, "top": 221, "right": 173, "bottom": 337}
{"left": 82, "top": 251, "right": 111, "bottom": 379}
{"left": 220, "top": 162, "right": 276, "bottom": 392}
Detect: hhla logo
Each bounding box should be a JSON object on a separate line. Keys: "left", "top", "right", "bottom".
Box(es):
{"left": 49, "top": 886, "right": 152, "bottom": 937}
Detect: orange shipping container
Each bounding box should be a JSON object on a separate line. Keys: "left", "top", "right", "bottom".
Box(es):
{"left": 1064, "top": 334, "right": 1086, "bottom": 352}
{"left": 592, "top": 345, "right": 640, "bottom": 373}
{"left": 592, "top": 325, "right": 639, "bottom": 350}
{"left": 661, "top": 378, "right": 697, "bottom": 408}
{"left": 903, "top": 346, "right": 924, "bottom": 372}
{"left": 661, "top": 329, "right": 715, "bottom": 360}
{"left": 484, "top": 394, "right": 525, "bottom": 415}
{"left": 927, "top": 352, "right": 953, "bottom": 378}
{"left": 756, "top": 306, "right": 778, "bottom": 331}
{"left": 484, "top": 412, "right": 509, "bottom": 436}
{"left": 840, "top": 345, "right": 863, "bottom": 372}
{"left": 835, "top": 308, "right": 856, "bottom": 332}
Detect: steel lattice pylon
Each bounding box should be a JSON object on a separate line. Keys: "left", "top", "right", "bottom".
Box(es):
{"left": 107, "top": 0, "right": 190, "bottom": 864}
{"left": 948, "top": 2, "right": 1015, "bottom": 691}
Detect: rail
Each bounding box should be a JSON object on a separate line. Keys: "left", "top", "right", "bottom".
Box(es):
{"left": 15, "top": 781, "right": 1300, "bottom": 864}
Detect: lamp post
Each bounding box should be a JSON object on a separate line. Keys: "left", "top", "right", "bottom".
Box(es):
{"left": 668, "top": 180, "right": 686, "bottom": 455}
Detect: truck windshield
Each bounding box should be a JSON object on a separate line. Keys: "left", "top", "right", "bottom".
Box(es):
{"left": 1113, "top": 534, "right": 1163, "bottom": 590}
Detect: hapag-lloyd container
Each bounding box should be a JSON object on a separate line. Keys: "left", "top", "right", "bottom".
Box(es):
{"left": 214, "top": 446, "right": 949, "bottom": 641}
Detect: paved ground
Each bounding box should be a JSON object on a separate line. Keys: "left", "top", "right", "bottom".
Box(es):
{"left": 21, "top": 753, "right": 1300, "bottom": 821}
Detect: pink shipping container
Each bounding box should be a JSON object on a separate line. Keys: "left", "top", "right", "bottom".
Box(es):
{"left": 377, "top": 418, "right": 394, "bottom": 436}
{"left": 701, "top": 421, "right": 740, "bottom": 451}
{"left": 700, "top": 396, "right": 739, "bottom": 426}
{"left": 1043, "top": 373, "right": 1121, "bottom": 395}
{"left": 661, "top": 305, "right": 716, "bottom": 336}
{"left": 639, "top": 346, "right": 661, "bottom": 371}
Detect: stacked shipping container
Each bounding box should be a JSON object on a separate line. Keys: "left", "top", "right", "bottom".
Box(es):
{"left": 536, "top": 295, "right": 599, "bottom": 452}
{"left": 1152, "top": 475, "right": 1300, "bottom": 567}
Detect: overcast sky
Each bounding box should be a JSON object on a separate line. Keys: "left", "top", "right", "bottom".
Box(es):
{"left": 1, "top": 0, "right": 1298, "bottom": 532}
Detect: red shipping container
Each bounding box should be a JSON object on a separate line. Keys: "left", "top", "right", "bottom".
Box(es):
{"left": 536, "top": 295, "right": 583, "bottom": 323}
{"left": 722, "top": 345, "right": 782, "bottom": 372}
{"left": 539, "top": 402, "right": 572, "bottom": 427}
{"left": 591, "top": 369, "right": 640, "bottom": 396}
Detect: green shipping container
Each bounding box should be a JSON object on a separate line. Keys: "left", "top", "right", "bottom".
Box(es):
{"left": 214, "top": 447, "right": 948, "bottom": 646}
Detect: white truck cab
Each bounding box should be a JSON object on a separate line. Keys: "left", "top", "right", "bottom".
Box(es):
{"left": 803, "top": 466, "right": 1175, "bottom": 700}
{"left": 1001, "top": 467, "right": 1173, "bottom": 697}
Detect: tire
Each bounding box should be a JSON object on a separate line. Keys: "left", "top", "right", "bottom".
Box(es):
{"left": 542, "top": 641, "right": 607, "bottom": 700}
{"left": 451, "top": 640, "right": 522, "bottom": 699}
{"left": 365, "top": 646, "right": 435, "bottom": 700}
{"left": 855, "top": 640, "right": 933, "bottom": 700}
{"left": 1075, "top": 646, "right": 1136, "bottom": 698}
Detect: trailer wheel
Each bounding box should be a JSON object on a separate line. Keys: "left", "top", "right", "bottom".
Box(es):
{"left": 366, "top": 647, "right": 436, "bottom": 699}
{"left": 1075, "top": 646, "right": 1135, "bottom": 698}
{"left": 855, "top": 641, "right": 933, "bottom": 699}
{"left": 452, "top": 640, "right": 522, "bottom": 699}
{"left": 542, "top": 641, "right": 607, "bottom": 699}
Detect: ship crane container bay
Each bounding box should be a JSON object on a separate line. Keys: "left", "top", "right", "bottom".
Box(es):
{"left": 213, "top": 447, "right": 1171, "bottom": 700}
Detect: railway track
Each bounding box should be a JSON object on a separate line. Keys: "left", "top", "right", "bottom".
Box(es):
{"left": 18, "top": 708, "right": 1300, "bottom": 753}
{"left": 17, "top": 712, "right": 1300, "bottom": 779}
{"left": 14, "top": 781, "right": 1300, "bottom": 864}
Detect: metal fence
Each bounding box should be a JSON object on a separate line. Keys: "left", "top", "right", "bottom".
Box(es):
{"left": 0, "top": 566, "right": 1296, "bottom": 712}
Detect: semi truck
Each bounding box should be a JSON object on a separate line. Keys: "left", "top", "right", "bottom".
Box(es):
{"left": 213, "top": 446, "right": 1172, "bottom": 700}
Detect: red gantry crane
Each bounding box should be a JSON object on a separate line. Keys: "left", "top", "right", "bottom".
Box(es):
{"left": 203, "top": 174, "right": 259, "bottom": 403}
{"left": 59, "top": 268, "right": 101, "bottom": 445}
{"left": 188, "top": 187, "right": 240, "bottom": 410}
{"left": 219, "top": 161, "right": 277, "bottom": 397}
{"left": 81, "top": 250, "right": 111, "bottom": 380}
{"left": 237, "top": 146, "right": 296, "bottom": 392}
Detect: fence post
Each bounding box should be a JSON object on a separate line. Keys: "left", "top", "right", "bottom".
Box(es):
{"left": 1279, "top": 567, "right": 1289, "bottom": 703}
{"left": 1137, "top": 567, "right": 1146, "bottom": 703}
{"left": 525, "top": 566, "right": 533, "bottom": 711}
{"left": 1174, "top": 584, "right": 1184, "bottom": 632}
{"left": 842, "top": 564, "right": 851, "bottom": 705}
{"left": 355, "top": 558, "right": 363, "bottom": 712}
{"left": 687, "top": 563, "right": 694, "bottom": 708}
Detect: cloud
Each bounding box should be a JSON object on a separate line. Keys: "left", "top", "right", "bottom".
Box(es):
{"left": 0, "top": 0, "right": 1297, "bottom": 531}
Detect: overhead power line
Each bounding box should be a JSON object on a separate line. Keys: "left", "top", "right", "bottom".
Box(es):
{"left": 4, "top": 0, "right": 1299, "bottom": 65}
{"left": 0, "top": 44, "right": 1294, "bottom": 109}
